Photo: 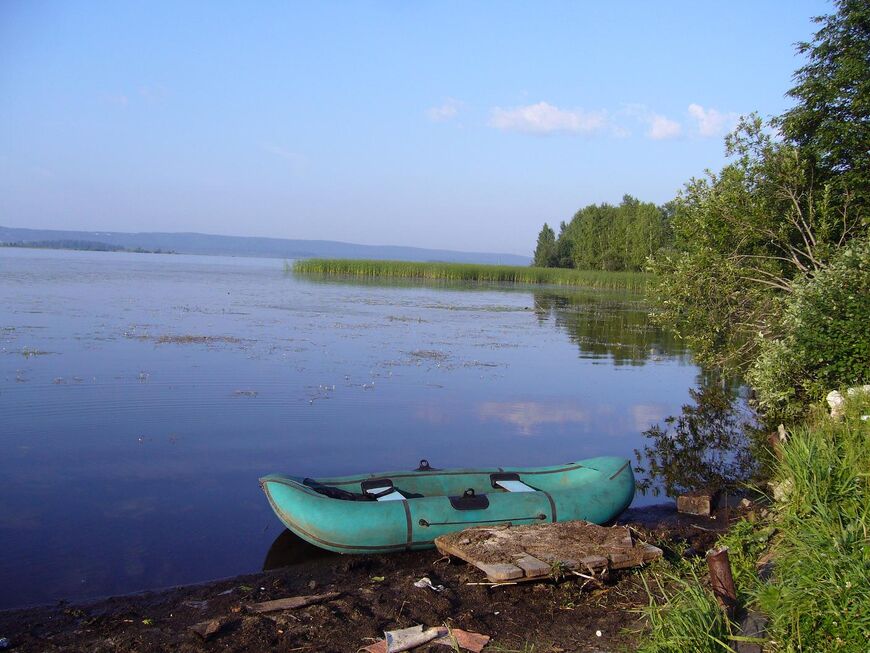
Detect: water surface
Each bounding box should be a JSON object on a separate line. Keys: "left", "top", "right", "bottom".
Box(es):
{"left": 0, "top": 248, "right": 698, "bottom": 608}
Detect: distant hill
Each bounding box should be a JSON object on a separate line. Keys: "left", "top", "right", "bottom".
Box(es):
{"left": 0, "top": 226, "right": 530, "bottom": 265}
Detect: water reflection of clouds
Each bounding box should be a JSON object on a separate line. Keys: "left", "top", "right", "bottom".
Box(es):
{"left": 478, "top": 401, "right": 588, "bottom": 436}
{"left": 631, "top": 403, "right": 668, "bottom": 432}
{"left": 414, "top": 403, "right": 454, "bottom": 425}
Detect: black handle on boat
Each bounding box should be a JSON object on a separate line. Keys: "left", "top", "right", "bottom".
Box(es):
{"left": 449, "top": 488, "right": 489, "bottom": 511}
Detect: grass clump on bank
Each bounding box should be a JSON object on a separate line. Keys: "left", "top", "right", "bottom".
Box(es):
{"left": 755, "top": 396, "right": 870, "bottom": 650}
{"left": 638, "top": 564, "right": 735, "bottom": 653}
{"left": 290, "top": 258, "right": 649, "bottom": 290}
{"left": 639, "top": 393, "right": 870, "bottom": 652}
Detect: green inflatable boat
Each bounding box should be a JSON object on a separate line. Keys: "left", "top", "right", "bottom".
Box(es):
{"left": 260, "top": 457, "right": 635, "bottom": 554}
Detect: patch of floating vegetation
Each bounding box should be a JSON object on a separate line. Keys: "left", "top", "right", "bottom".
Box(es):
{"left": 154, "top": 335, "right": 243, "bottom": 345}
{"left": 387, "top": 315, "right": 426, "bottom": 323}
{"left": 407, "top": 349, "right": 449, "bottom": 361}
{"left": 291, "top": 258, "right": 649, "bottom": 291}
{"left": 422, "top": 303, "right": 528, "bottom": 312}
{"left": 19, "top": 347, "right": 54, "bottom": 357}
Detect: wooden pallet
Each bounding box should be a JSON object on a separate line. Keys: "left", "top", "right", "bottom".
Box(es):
{"left": 434, "top": 520, "right": 662, "bottom": 583}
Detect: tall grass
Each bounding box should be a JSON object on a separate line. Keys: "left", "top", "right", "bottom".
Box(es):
{"left": 638, "top": 395, "right": 870, "bottom": 652}
{"left": 637, "top": 563, "right": 736, "bottom": 653}
{"left": 755, "top": 396, "right": 870, "bottom": 651}
{"left": 290, "top": 258, "right": 649, "bottom": 291}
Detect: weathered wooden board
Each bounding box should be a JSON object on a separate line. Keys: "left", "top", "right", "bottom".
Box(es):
{"left": 246, "top": 592, "right": 340, "bottom": 613}
{"left": 435, "top": 520, "right": 662, "bottom": 583}
{"left": 515, "top": 554, "right": 551, "bottom": 578}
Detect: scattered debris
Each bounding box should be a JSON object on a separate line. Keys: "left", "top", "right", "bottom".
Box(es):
{"left": 413, "top": 577, "right": 445, "bottom": 592}
{"left": 388, "top": 625, "right": 446, "bottom": 652}
{"left": 676, "top": 491, "right": 716, "bottom": 516}
{"left": 736, "top": 610, "right": 769, "bottom": 653}
{"left": 827, "top": 386, "right": 869, "bottom": 419}
{"left": 435, "top": 520, "right": 662, "bottom": 583}
{"left": 827, "top": 390, "right": 846, "bottom": 419}
{"left": 770, "top": 478, "right": 793, "bottom": 502}
{"left": 188, "top": 617, "right": 229, "bottom": 639}
{"left": 362, "top": 625, "right": 490, "bottom": 653}
{"left": 246, "top": 591, "right": 340, "bottom": 614}
{"left": 706, "top": 546, "right": 738, "bottom": 620}
{"left": 432, "top": 627, "right": 490, "bottom": 652}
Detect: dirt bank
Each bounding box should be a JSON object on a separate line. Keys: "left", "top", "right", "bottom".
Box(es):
{"left": 0, "top": 504, "right": 738, "bottom": 653}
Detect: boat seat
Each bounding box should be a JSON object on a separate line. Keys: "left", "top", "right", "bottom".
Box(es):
{"left": 361, "top": 478, "right": 407, "bottom": 502}
{"left": 490, "top": 473, "right": 537, "bottom": 493}
{"left": 494, "top": 479, "right": 536, "bottom": 493}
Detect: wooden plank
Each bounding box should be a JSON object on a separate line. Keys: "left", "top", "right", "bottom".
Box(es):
{"left": 640, "top": 543, "right": 664, "bottom": 562}
{"left": 434, "top": 519, "right": 663, "bottom": 585}
{"left": 435, "top": 536, "right": 475, "bottom": 564}
{"left": 578, "top": 555, "right": 609, "bottom": 572}
{"left": 514, "top": 554, "right": 551, "bottom": 577}
{"left": 476, "top": 562, "right": 524, "bottom": 582}
{"left": 247, "top": 592, "right": 340, "bottom": 614}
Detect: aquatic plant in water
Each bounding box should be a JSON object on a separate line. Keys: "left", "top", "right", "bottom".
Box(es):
{"left": 291, "top": 258, "right": 649, "bottom": 291}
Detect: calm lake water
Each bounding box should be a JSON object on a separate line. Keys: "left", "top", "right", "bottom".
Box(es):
{"left": 0, "top": 248, "right": 699, "bottom": 609}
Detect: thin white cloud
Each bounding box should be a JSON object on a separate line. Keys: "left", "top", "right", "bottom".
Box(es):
{"left": 488, "top": 101, "right": 608, "bottom": 135}
{"left": 612, "top": 124, "right": 632, "bottom": 139}
{"left": 262, "top": 144, "right": 306, "bottom": 170}
{"left": 426, "top": 98, "right": 463, "bottom": 122}
{"left": 688, "top": 103, "right": 738, "bottom": 137}
{"left": 648, "top": 114, "right": 682, "bottom": 140}
{"left": 621, "top": 104, "right": 681, "bottom": 140}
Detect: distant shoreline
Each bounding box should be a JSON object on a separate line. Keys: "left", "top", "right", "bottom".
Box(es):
{"left": 1, "top": 240, "right": 174, "bottom": 255}
{"left": 0, "top": 225, "right": 529, "bottom": 266}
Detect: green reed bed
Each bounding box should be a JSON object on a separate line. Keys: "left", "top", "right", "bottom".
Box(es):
{"left": 290, "top": 259, "right": 649, "bottom": 291}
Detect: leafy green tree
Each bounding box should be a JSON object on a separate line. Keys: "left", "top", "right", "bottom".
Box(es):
{"left": 554, "top": 196, "right": 669, "bottom": 272}
{"left": 748, "top": 236, "right": 870, "bottom": 419}
{"left": 554, "top": 221, "right": 575, "bottom": 268}
{"left": 650, "top": 116, "right": 865, "bottom": 374}
{"left": 532, "top": 223, "right": 557, "bottom": 267}
{"left": 778, "top": 0, "right": 870, "bottom": 207}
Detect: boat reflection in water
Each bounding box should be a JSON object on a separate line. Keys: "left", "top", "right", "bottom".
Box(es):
{"left": 262, "top": 528, "right": 337, "bottom": 571}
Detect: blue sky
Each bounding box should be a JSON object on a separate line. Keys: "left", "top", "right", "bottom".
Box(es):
{"left": 1, "top": 1, "right": 831, "bottom": 255}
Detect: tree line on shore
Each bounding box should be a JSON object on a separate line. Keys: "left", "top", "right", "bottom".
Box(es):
{"left": 1, "top": 239, "right": 173, "bottom": 254}
{"left": 533, "top": 196, "right": 671, "bottom": 272}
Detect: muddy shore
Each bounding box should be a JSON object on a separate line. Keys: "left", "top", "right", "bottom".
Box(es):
{"left": 0, "top": 504, "right": 738, "bottom": 653}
